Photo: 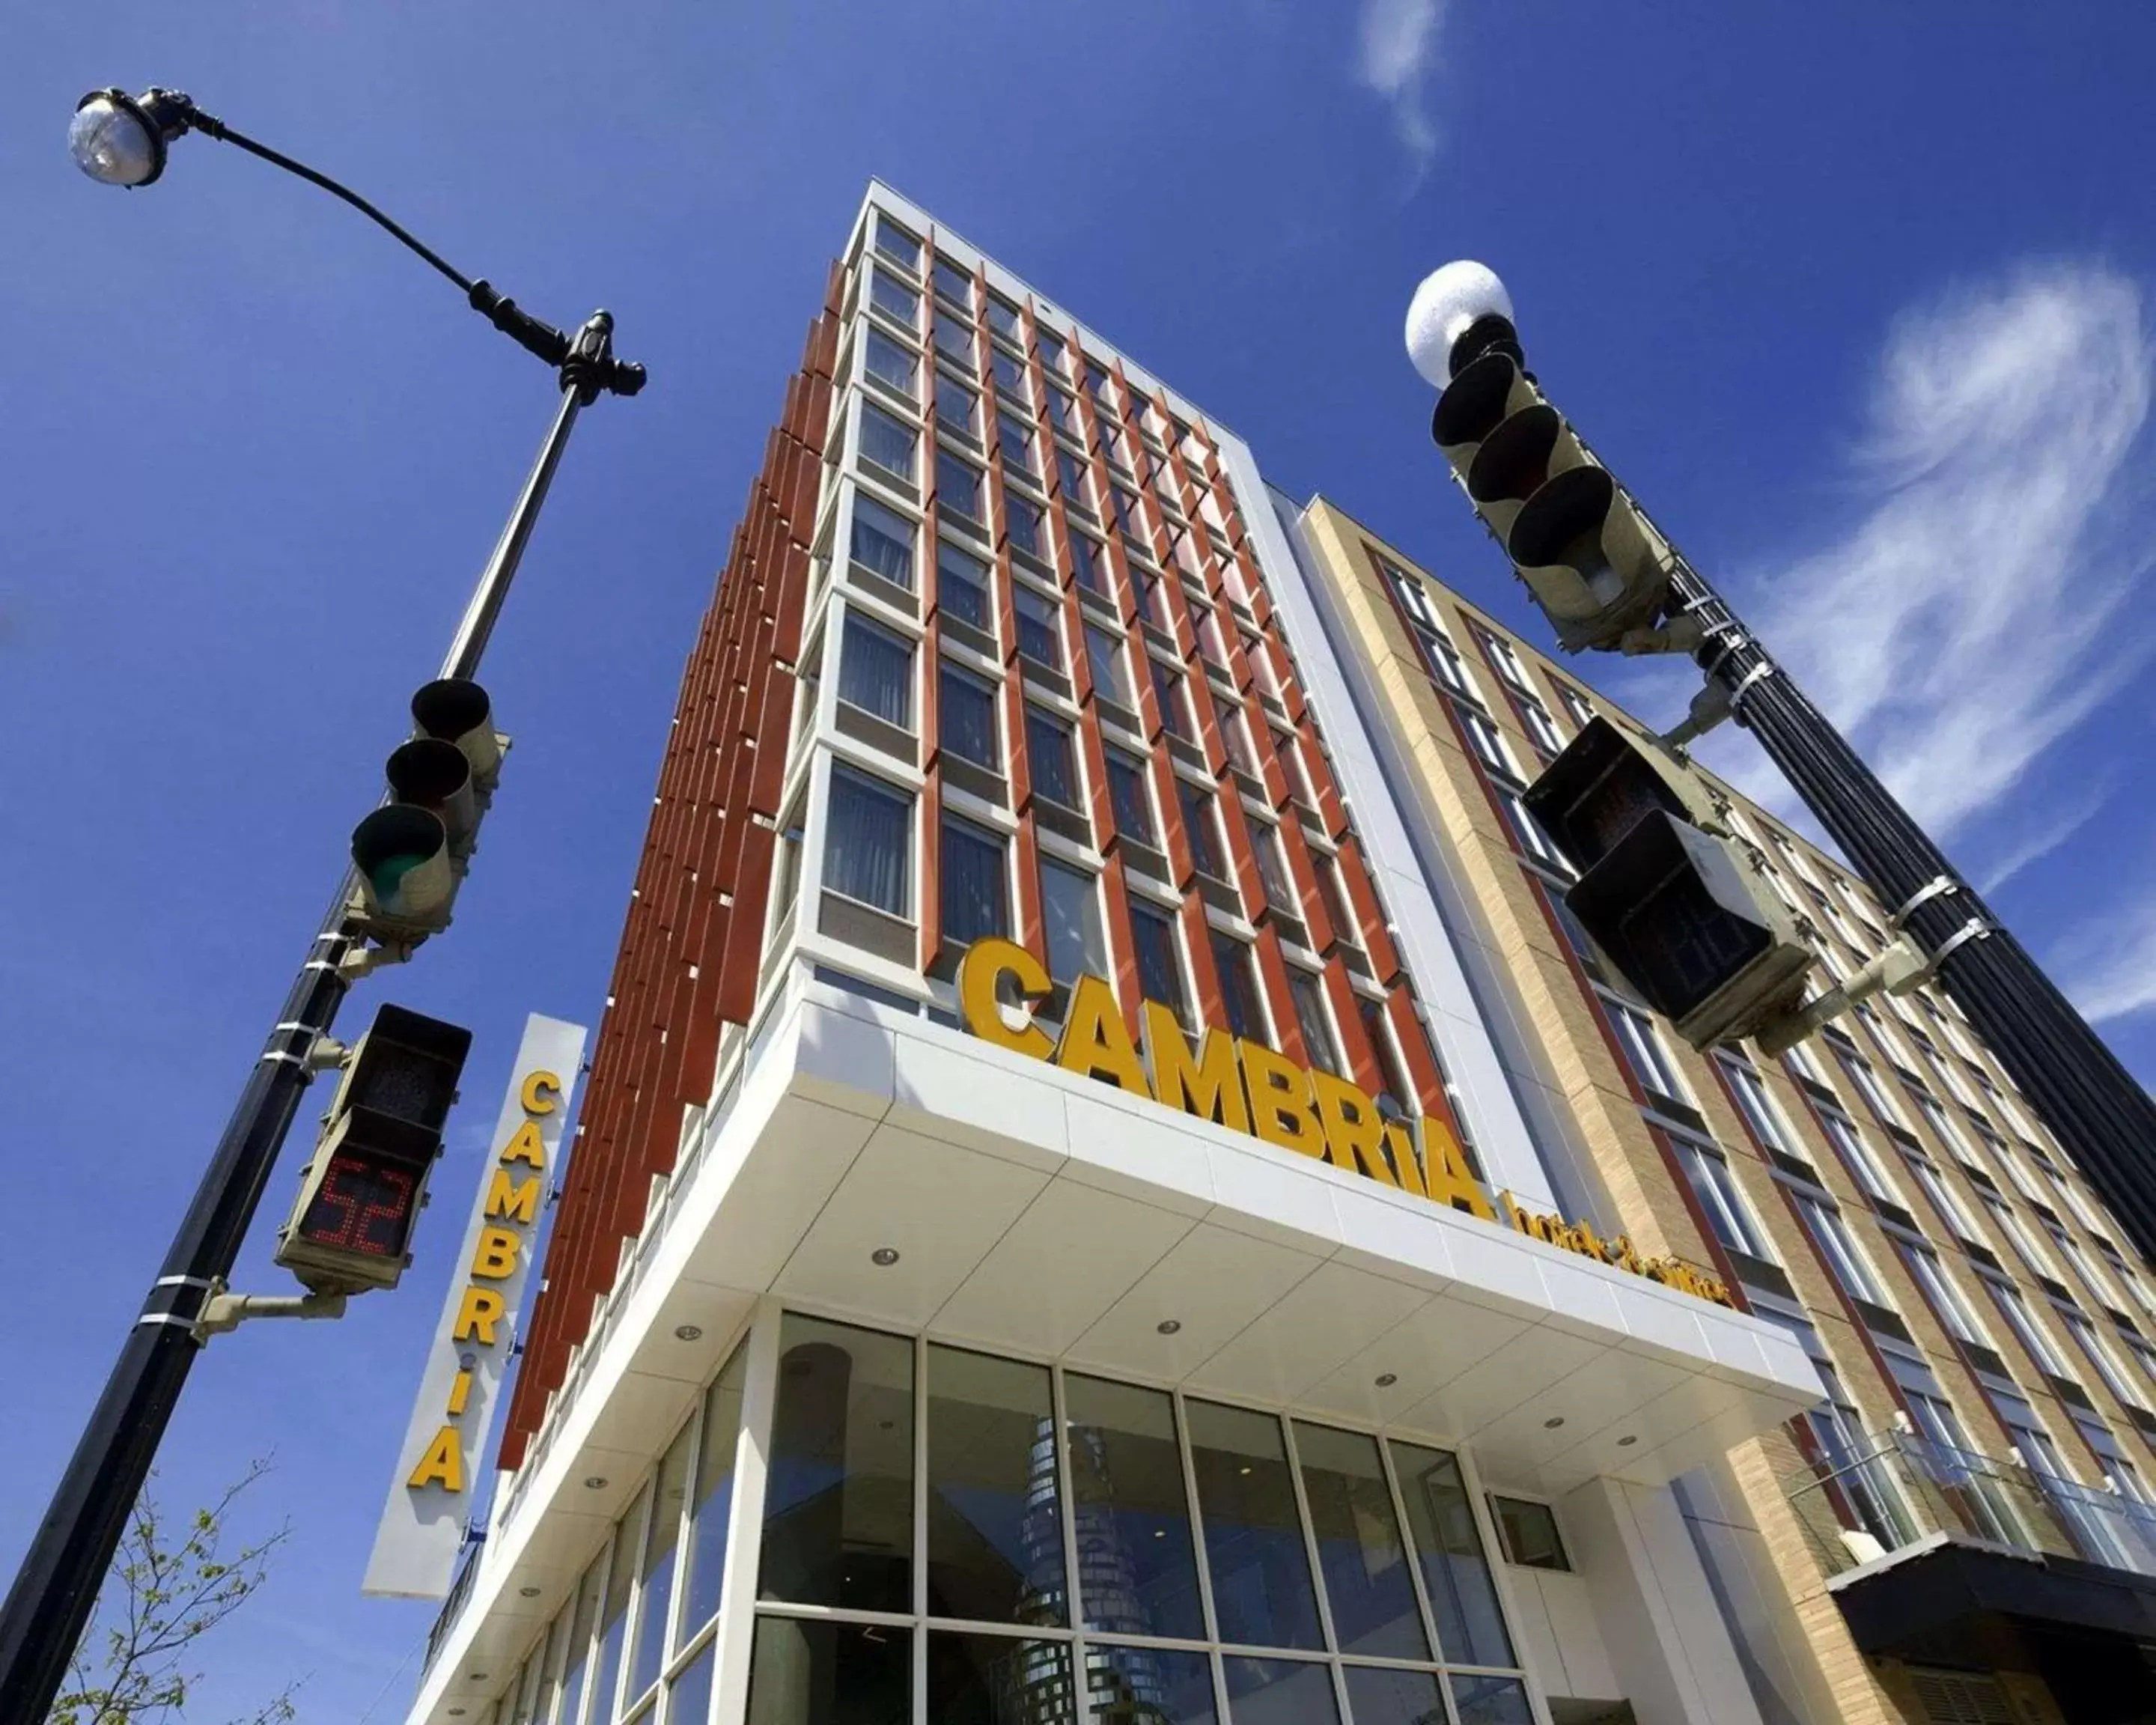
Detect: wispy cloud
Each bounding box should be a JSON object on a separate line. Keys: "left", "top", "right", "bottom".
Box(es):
{"left": 1355, "top": 0, "right": 1444, "bottom": 173}
{"left": 1739, "top": 261, "right": 2154, "bottom": 843}
{"left": 1973, "top": 770, "right": 2114, "bottom": 894}
{"left": 2060, "top": 898, "right": 2156, "bottom": 1023}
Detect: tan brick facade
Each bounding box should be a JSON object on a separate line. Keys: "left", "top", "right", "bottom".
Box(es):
{"left": 1292, "top": 497, "right": 2156, "bottom": 1725}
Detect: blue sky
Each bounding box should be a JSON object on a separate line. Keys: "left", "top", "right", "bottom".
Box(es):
{"left": 4, "top": 3, "right": 2154, "bottom": 1715}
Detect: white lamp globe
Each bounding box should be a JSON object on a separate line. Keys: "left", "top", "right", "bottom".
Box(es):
{"left": 69, "top": 93, "right": 162, "bottom": 186}
{"left": 1404, "top": 261, "right": 1514, "bottom": 387}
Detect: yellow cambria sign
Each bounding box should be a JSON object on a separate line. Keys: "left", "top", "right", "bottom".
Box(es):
{"left": 954, "top": 938, "right": 1732, "bottom": 1309}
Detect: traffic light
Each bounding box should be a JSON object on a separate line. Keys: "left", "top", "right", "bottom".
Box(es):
{"left": 273, "top": 1003, "right": 472, "bottom": 1294}
{"left": 1410, "top": 263, "right": 1680, "bottom": 654}
{"left": 348, "top": 678, "right": 506, "bottom": 940}
{"left": 1525, "top": 719, "right": 1813, "bottom": 1050}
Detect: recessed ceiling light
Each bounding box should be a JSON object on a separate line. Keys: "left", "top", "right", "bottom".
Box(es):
{"left": 518, "top": 1585, "right": 541, "bottom": 1598}
{"left": 1156, "top": 1319, "right": 1182, "bottom": 1335}
{"left": 674, "top": 1324, "right": 704, "bottom": 1342}
{"left": 583, "top": 1476, "right": 609, "bottom": 1491}
{"left": 1374, "top": 1373, "right": 1398, "bottom": 1388}
{"left": 1239, "top": 1465, "right": 1252, "bottom": 1476}
{"left": 467, "top": 1673, "right": 488, "bottom": 1682}
{"left": 1542, "top": 1416, "right": 1565, "bottom": 1430}
{"left": 871, "top": 1247, "right": 901, "bottom": 1267}
{"left": 1617, "top": 1435, "right": 1638, "bottom": 1447}
{"left": 448, "top": 1711, "right": 466, "bottom": 1718}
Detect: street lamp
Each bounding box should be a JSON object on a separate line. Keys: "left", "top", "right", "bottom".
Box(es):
{"left": 0, "top": 88, "right": 646, "bottom": 1721}
{"left": 1404, "top": 262, "right": 2156, "bottom": 1262}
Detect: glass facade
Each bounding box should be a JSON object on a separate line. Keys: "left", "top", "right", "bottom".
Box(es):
{"left": 482, "top": 1314, "right": 1532, "bottom": 1725}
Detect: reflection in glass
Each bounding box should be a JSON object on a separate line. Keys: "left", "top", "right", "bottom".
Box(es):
{"left": 1186, "top": 1402, "right": 1322, "bottom": 1651}
{"left": 1293, "top": 1423, "right": 1428, "bottom": 1661}
{"left": 758, "top": 1316, "right": 915, "bottom": 1613}
{"left": 1085, "top": 1645, "right": 1219, "bottom": 1725}
{"left": 926, "top": 1630, "right": 1077, "bottom": 1725}
{"left": 1221, "top": 1655, "right": 1340, "bottom": 1725}
{"left": 589, "top": 1490, "right": 646, "bottom": 1725}
{"left": 1340, "top": 1664, "right": 1446, "bottom": 1725}
{"left": 554, "top": 1555, "right": 604, "bottom": 1725}
{"left": 1390, "top": 1443, "right": 1514, "bottom": 1669}
{"left": 666, "top": 1640, "right": 715, "bottom": 1725}
{"left": 1064, "top": 1375, "right": 1207, "bottom": 1642}
{"left": 678, "top": 1342, "right": 749, "bottom": 1640}
{"left": 1450, "top": 1672, "right": 1535, "bottom": 1725}
{"left": 746, "top": 1616, "right": 908, "bottom": 1725}
{"left": 928, "top": 1347, "right": 1068, "bottom": 1625}
{"left": 628, "top": 1423, "right": 692, "bottom": 1702}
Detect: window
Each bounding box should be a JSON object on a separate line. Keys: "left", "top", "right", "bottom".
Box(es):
{"left": 931, "top": 255, "right": 972, "bottom": 307}
{"left": 1986, "top": 1277, "right": 2068, "bottom": 1377}
{"left": 1085, "top": 624, "right": 1130, "bottom": 706}
{"left": 1058, "top": 447, "right": 1093, "bottom": 514}
{"left": 1105, "top": 749, "right": 1154, "bottom": 843}
{"left": 1912, "top": 1090, "right": 1976, "bottom": 1165}
{"left": 1489, "top": 1497, "right": 1568, "bottom": 1571}
{"left": 990, "top": 347, "right": 1029, "bottom": 404}
{"left": 1151, "top": 659, "right": 1195, "bottom": 742}
{"left": 1897, "top": 1241, "right": 1988, "bottom": 1348}
{"left": 985, "top": 296, "right": 1022, "bottom": 343}
{"left": 1984, "top": 1194, "right": 2059, "bottom": 1282}
{"left": 863, "top": 327, "right": 917, "bottom": 397}
{"left": 2059, "top": 1306, "right": 2142, "bottom": 1408}
{"left": 1502, "top": 786, "right": 1571, "bottom": 874}
{"left": 933, "top": 315, "right": 974, "bottom": 371}
{"left": 1186, "top": 1402, "right": 1324, "bottom": 1650}
{"left": 1906, "top": 1155, "right": 1983, "bottom": 1245}
{"left": 1061, "top": 1375, "right": 1204, "bottom": 1640}
{"left": 1128, "top": 899, "right": 1186, "bottom": 1019}
{"left": 1672, "top": 1136, "right": 1774, "bottom": 1262}
{"left": 1818, "top": 1107, "right": 1899, "bottom": 1204}
{"left": 1555, "top": 684, "right": 1596, "bottom": 729}
{"left": 1180, "top": 783, "right": 1225, "bottom": 878}
{"left": 934, "top": 371, "right": 977, "bottom": 437}
{"left": 1289, "top": 970, "right": 1340, "bottom": 1075}
{"left": 937, "top": 541, "right": 990, "bottom": 630}
{"left": 1005, "top": 494, "right": 1044, "bottom": 561}
{"left": 1324, "top": 860, "right": 1362, "bottom": 951}
{"left": 940, "top": 663, "right": 999, "bottom": 769}
{"left": 1111, "top": 484, "right": 1145, "bottom": 541}
{"left": 1380, "top": 558, "right": 1439, "bottom": 630}
{"left": 838, "top": 614, "right": 913, "bottom": 726}
{"left": 1419, "top": 629, "right": 1476, "bottom": 696}
{"left": 936, "top": 450, "right": 982, "bottom": 523}
{"left": 940, "top": 816, "right": 1008, "bottom": 947}
{"left": 1049, "top": 386, "right": 1082, "bottom": 441}
{"left": 1837, "top": 1050, "right": 1905, "bottom": 1128}
{"left": 995, "top": 411, "right": 1035, "bottom": 478}
{"left": 1222, "top": 707, "right": 1259, "bottom": 778}
{"left": 1273, "top": 729, "right": 1319, "bottom": 809}
{"left": 849, "top": 495, "right": 915, "bottom": 588}
{"left": 873, "top": 219, "right": 922, "bottom": 272}
{"left": 858, "top": 401, "right": 918, "bottom": 481}
{"left": 1035, "top": 326, "right": 1067, "bottom": 377}
{"left": 1070, "top": 530, "right": 1107, "bottom": 597}
{"left": 1039, "top": 859, "right": 1104, "bottom": 982}
{"left": 1516, "top": 695, "right": 1565, "bottom": 757}
{"left": 1604, "top": 996, "right": 1686, "bottom": 1103}
{"left": 1014, "top": 585, "right": 1060, "bottom": 666}
{"left": 1458, "top": 705, "right": 1514, "bottom": 776}
{"left": 1193, "top": 605, "right": 1231, "bottom": 672}
{"left": 823, "top": 765, "right": 911, "bottom": 916}
{"left": 1797, "top": 1195, "right": 1892, "bottom": 1307}
{"left": 868, "top": 267, "right": 919, "bottom": 326}
{"left": 1211, "top": 933, "right": 1266, "bottom": 1043}
{"left": 1720, "top": 1058, "right": 1791, "bottom": 1154}
{"left": 1255, "top": 823, "right": 1297, "bottom": 912}
{"left": 1136, "top": 568, "right": 1174, "bottom": 634}
{"left": 1294, "top": 1423, "right": 1429, "bottom": 1660}
{"left": 1026, "top": 709, "right": 1077, "bottom": 809}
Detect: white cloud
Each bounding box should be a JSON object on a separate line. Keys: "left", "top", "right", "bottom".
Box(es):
{"left": 1973, "top": 770, "right": 2113, "bottom": 893}
{"left": 1740, "top": 262, "right": 2154, "bottom": 842}
{"left": 1355, "top": 0, "right": 1444, "bottom": 171}
{"left": 2062, "top": 897, "right": 2156, "bottom": 1023}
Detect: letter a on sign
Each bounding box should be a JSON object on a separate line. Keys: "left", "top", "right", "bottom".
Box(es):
{"left": 363, "top": 1013, "right": 586, "bottom": 1600}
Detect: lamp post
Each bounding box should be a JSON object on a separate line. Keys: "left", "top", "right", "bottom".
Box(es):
{"left": 1403, "top": 263, "right": 2156, "bottom": 1262}
{"left": 0, "top": 88, "right": 646, "bottom": 1720}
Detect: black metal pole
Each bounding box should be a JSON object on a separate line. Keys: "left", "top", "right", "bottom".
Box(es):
{"left": 0, "top": 317, "right": 615, "bottom": 1724}
{"left": 1660, "top": 555, "right": 2156, "bottom": 1261}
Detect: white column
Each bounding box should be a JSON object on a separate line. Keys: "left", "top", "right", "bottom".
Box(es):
{"left": 708, "top": 1296, "right": 785, "bottom": 1725}
{"left": 1560, "top": 1476, "right": 1765, "bottom": 1725}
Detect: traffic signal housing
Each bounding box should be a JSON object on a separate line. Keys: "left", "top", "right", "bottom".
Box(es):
{"left": 348, "top": 679, "right": 507, "bottom": 940}
{"left": 1430, "top": 338, "right": 1677, "bottom": 654}
{"left": 1525, "top": 719, "right": 1813, "bottom": 1050}
{"left": 273, "top": 1003, "right": 472, "bottom": 1294}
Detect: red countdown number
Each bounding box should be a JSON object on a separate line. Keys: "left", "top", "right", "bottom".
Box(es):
{"left": 298, "top": 1154, "right": 417, "bottom": 1257}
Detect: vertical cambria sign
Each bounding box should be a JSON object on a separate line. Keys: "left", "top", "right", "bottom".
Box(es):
{"left": 362, "top": 1013, "right": 586, "bottom": 1598}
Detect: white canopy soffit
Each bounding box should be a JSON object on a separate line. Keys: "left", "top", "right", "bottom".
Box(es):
{"left": 414, "top": 979, "right": 1821, "bottom": 1721}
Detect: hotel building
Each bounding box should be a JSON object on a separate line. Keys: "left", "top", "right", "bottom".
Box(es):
{"left": 398, "top": 186, "right": 2150, "bottom": 1725}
